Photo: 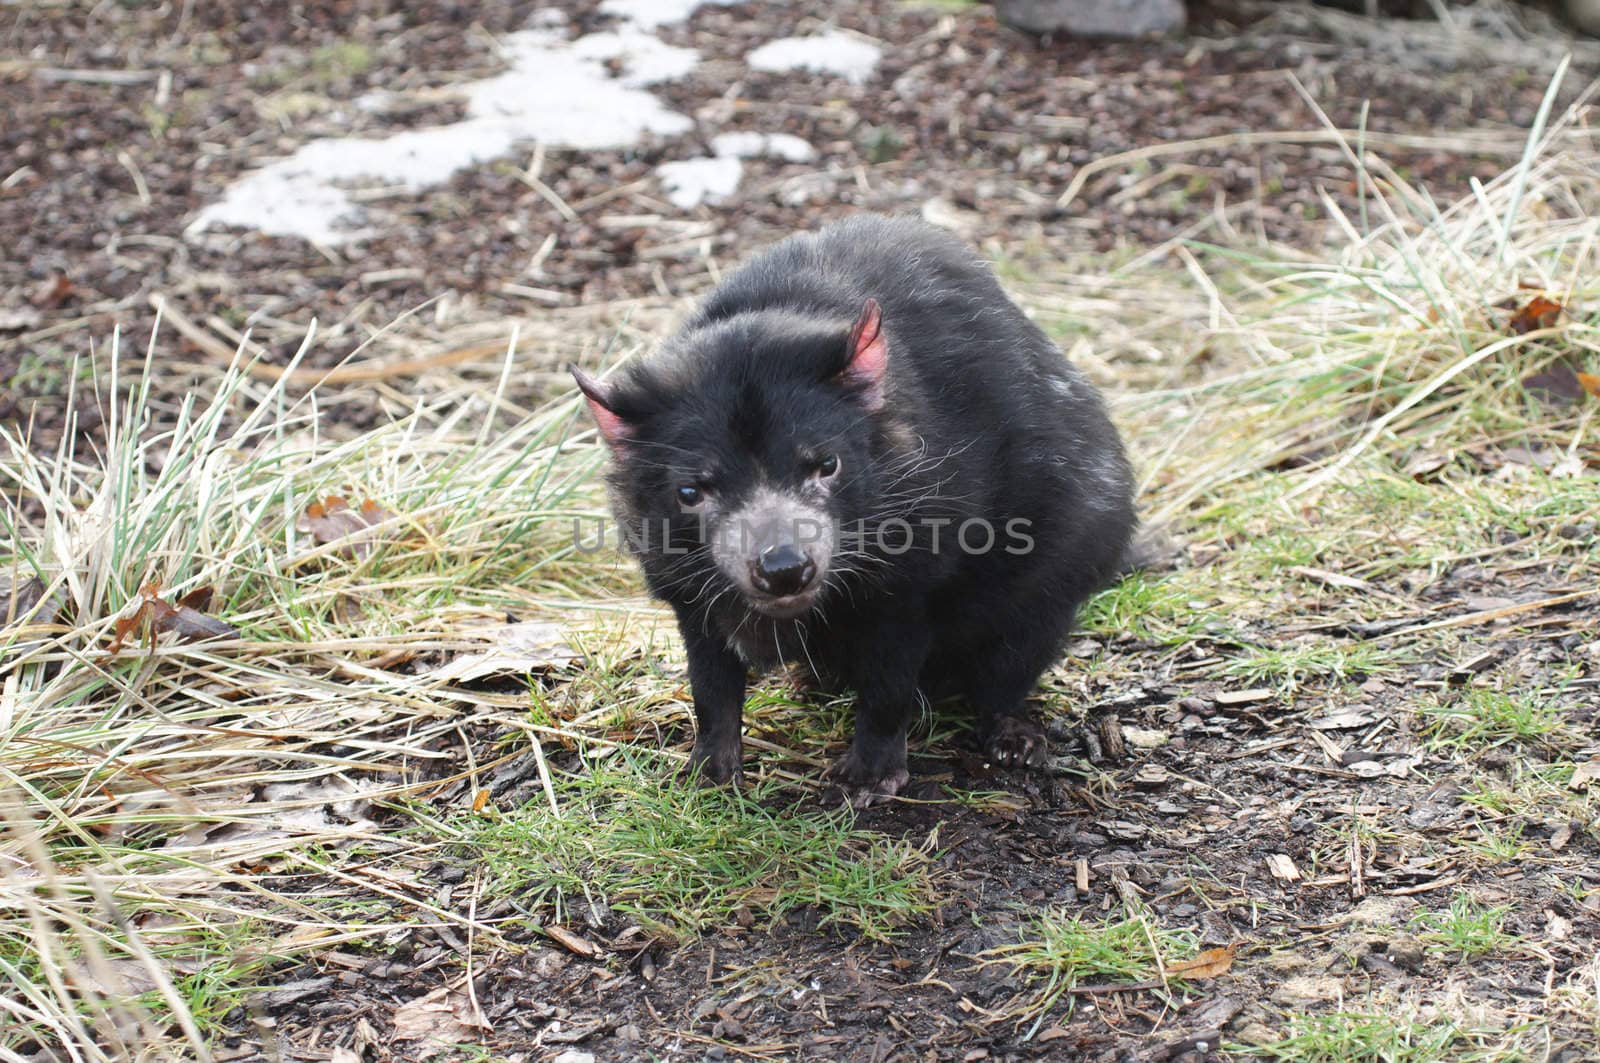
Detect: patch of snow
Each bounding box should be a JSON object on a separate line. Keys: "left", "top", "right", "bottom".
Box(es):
{"left": 746, "top": 31, "right": 882, "bottom": 86}
{"left": 710, "top": 131, "right": 816, "bottom": 163}
{"left": 657, "top": 156, "right": 744, "bottom": 209}
{"left": 190, "top": 26, "right": 697, "bottom": 244}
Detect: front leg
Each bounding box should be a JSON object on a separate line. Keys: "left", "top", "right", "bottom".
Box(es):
{"left": 677, "top": 616, "right": 748, "bottom": 786}
{"left": 828, "top": 615, "right": 931, "bottom": 808}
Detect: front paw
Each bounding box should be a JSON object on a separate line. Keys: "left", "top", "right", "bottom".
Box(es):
{"left": 825, "top": 739, "right": 910, "bottom": 809}
{"left": 983, "top": 715, "right": 1048, "bottom": 769}
{"left": 684, "top": 736, "right": 743, "bottom": 786}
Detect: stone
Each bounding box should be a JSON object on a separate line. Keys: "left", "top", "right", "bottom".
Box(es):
{"left": 1271, "top": 975, "right": 1343, "bottom": 1008}
{"left": 996, "top": 0, "right": 1186, "bottom": 38}
{"left": 1568, "top": 0, "right": 1600, "bottom": 36}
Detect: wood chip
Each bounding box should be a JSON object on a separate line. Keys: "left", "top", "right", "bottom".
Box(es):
{"left": 1216, "top": 688, "right": 1274, "bottom": 706}
{"left": 1308, "top": 711, "right": 1376, "bottom": 730}
{"left": 544, "top": 925, "right": 602, "bottom": 959}
{"left": 1267, "top": 854, "right": 1301, "bottom": 882}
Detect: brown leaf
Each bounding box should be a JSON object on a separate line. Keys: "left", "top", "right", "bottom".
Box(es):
{"left": 1507, "top": 294, "right": 1563, "bottom": 335}
{"left": 150, "top": 599, "right": 239, "bottom": 642}
{"left": 1569, "top": 760, "right": 1600, "bottom": 792}
{"left": 175, "top": 586, "right": 213, "bottom": 611}
{"left": 2, "top": 573, "right": 61, "bottom": 626}
{"left": 296, "top": 495, "right": 401, "bottom": 560}
{"left": 1523, "top": 364, "right": 1588, "bottom": 407}
{"left": 106, "top": 583, "right": 238, "bottom": 655}
{"left": 1166, "top": 944, "right": 1237, "bottom": 980}
{"left": 30, "top": 271, "right": 74, "bottom": 309}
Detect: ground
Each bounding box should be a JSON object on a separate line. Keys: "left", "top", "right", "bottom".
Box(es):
{"left": 2, "top": 2, "right": 1598, "bottom": 1062}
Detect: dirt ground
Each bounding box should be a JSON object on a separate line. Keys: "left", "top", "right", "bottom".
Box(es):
{"left": 3, "top": 2, "right": 1598, "bottom": 1061}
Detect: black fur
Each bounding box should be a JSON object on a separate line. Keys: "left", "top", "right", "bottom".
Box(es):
{"left": 577, "top": 215, "right": 1135, "bottom": 805}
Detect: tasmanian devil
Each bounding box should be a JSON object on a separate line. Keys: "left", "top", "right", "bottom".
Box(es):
{"left": 570, "top": 215, "right": 1135, "bottom": 806}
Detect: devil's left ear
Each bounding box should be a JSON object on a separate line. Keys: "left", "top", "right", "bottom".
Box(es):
{"left": 569, "top": 365, "right": 633, "bottom": 448}
{"left": 840, "top": 299, "right": 888, "bottom": 411}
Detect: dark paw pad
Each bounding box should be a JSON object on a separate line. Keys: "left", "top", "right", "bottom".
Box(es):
{"left": 683, "top": 738, "right": 743, "bottom": 787}
{"left": 983, "top": 715, "right": 1048, "bottom": 769}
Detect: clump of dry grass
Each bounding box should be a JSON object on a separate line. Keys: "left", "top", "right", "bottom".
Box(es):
{"left": 0, "top": 327, "right": 625, "bottom": 1055}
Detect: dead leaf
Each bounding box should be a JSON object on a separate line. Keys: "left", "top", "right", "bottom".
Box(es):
{"left": 2, "top": 572, "right": 62, "bottom": 626}
{"left": 1507, "top": 294, "right": 1563, "bottom": 335}
{"left": 429, "top": 621, "right": 579, "bottom": 683}
{"left": 544, "top": 925, "right": 602, "bottom": 959}
{"left": 0, "top": 307, "right": 42, "bottom": 332}
{"left": 1402, "top": 451, "right": 1449, "bottom": 481}
{"left": 30, "top": 271, "right": 74, "bottom": 309}
{"left": 1165, "top": 944, "right": 1237, "bottom": 980}
{"left": 392, "top": 985, "right": 484, "bottom": 1057}
{"left": 1568, "top": 760, "right": 1600, "bottom": 792}
{"left": 296, "top": 495, "right": 402, "bottom": 560}
{"left": 1523, "top": 364, "right": 1589, "bottom": 407}
{"left": 106, "top": 583, "right": 239, "bottom": 654}
{"left": 1550, "top": 822, "right": 1573, "bottom": 852}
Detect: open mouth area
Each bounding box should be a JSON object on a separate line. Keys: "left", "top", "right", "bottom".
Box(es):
{"left": 748, "top": 589, "right": 820, "bottom": 619}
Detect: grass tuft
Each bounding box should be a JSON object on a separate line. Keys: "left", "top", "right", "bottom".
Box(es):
{"left": 1408, "top": 893, "right": 1519, "bottom": 959}
{"left": 978, "top": 902, "right": 1198, "bottom": 1031}
{"left": 1233, "top": 1011, "right": 1471, "bottom": 1063}
{"left": 469, "top": 750, "right": 938, "bottom": 942}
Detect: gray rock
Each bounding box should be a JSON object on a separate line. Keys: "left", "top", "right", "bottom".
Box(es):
{"left": 997, "top": 0, "right": 1186, "bottom": 37}
{"left": 1568, "top": 0, "right": 1600, "bottom": 36}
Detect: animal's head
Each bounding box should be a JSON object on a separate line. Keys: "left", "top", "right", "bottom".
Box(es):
{"left": 570, "top": 300, "right": 891, "bottom": 621}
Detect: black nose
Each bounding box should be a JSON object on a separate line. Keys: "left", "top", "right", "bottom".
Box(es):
{"left": 752, "top": 543, "right": 816, "bottom": 597}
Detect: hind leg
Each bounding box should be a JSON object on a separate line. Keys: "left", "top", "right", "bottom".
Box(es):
{"left": 959, "top": 613, "right": 1076, "bottom": 769}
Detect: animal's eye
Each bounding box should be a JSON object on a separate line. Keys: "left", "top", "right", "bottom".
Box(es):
{"left": 814, "top": 454, "right": 840, "bottom": 479}
{"left": 677, "top": 484, "right": 705, "bottom": 508}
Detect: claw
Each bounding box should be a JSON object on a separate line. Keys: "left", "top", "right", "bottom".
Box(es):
{"left": 984, "top": 715, "right": 1048, "bottom": 769}
{"left": 825, "top": 753, "right": 910, "bottom": 809}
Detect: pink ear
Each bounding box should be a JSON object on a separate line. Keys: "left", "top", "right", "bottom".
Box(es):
{"left": 843, "top": 299, "right": 888, "bottom": 411}
{"left": 569, "top": 365, "right": 632, "bottom": 448}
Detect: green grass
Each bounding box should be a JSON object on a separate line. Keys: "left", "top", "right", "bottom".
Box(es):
{"left": 1458, "top": 822, "right": 1530, "bottom": 865}
{"left": 1078, "top": 570, "right": 1200, "bottom": 643}
{"left": 1409, "top": 894, "right": 1518, "bottom": 959}
{"left": 979, "top": 903, "right": 1198, "bottom": 1032}
{"left": 1232, "top": 1012, "right": 1473, "bottom": 1062}
{"left": 1420, "top": 689, "right": 1572, "bottom": 752}
{"left": 1217, "top": 640, "right": 1401, "bottom": 694}
{"left": 469, "top": 750, "right": 937, "bottom": 942}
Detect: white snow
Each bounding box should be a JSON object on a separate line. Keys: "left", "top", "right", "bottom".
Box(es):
{"left": 190, "top": 2, "right": 864, "bottom": 242}
{"left": 710, "top": 131, "right": 816, "bottom": 163}
{"left": 657, "top": 156, "right": 744, "bottom": 209}
{"left": 190, "top": 20, "right": 699, "bottom": 243}
{"left": 746, "top": 32, "right": 882, "bottom": 86}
